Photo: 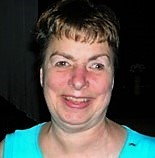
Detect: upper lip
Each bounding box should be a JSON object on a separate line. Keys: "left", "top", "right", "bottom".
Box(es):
{"left": 63, "top": 95, "right": 93, "bottom": 102}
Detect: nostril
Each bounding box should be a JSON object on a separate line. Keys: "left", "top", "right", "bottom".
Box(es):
{"left": 68, "top": 66, "right": 89, "bottom": 90}
{"left": 68, "top": 75, "right": 89, "bottom": 90}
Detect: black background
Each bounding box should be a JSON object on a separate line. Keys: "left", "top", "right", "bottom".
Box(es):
{"left": 0, "top": 0, "right": 154, "bottom": 140}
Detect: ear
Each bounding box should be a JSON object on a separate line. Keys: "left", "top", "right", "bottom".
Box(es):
{"left": 111, "top": 77, "right": 114, "bottom": 89}
{"left": 40, "top": 68, "right": 43, "bottom": 87}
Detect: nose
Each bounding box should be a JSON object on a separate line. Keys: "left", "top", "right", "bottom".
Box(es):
{"left": 68, "top": 66, "right": 89, "bottom": 90}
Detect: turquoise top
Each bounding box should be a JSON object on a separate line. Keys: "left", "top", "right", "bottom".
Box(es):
{"left": 3, "top": 123, "right": 155, "bottom": 158}
{"left": 120, "top": 126, "right": 155, "bottom": 158}
{"left": 3, "top": 123, "right": 44, "bottom": 158}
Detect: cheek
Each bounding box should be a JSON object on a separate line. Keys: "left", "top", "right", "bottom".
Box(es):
{"left": 45, "top": 71, "right": 67, "bottom": 90}
{"left": 91, "top": 74, "right": 113, "bottom": 95}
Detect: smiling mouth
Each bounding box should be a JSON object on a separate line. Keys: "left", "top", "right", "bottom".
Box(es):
{"left": 64, "top": 96, "right": 90, "bottom": 108}
{"left": 65, "top": 96, "right": 88, "bottom": 103}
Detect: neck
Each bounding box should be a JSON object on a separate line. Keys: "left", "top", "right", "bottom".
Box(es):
{"left": 48, "top": 118, "right": 111, "bottom": 153}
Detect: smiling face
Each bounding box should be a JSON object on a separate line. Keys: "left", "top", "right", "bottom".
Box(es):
{"left": 40, "top": 36, "right": 114, "bottom": 132}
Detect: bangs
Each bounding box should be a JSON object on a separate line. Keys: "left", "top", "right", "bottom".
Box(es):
{"left": 51, "top": 19, "right": 108, "bottom": 44}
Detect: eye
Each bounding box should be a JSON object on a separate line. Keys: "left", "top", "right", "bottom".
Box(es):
{"left": 87, "top": 56, "right": 111, "bottom": 72}
{"left": 49, "top": 55, "right": 72, "bottom": 69}
{"left": 55, "top": 61, "right": 70, "bottom": 67}
{"left": 89, "top": 63, "right": 105, "bottom": 70}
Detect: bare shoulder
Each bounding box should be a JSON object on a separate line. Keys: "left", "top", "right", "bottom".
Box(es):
{"left": 0, "top": 140, "right": 4, "bottom": 158}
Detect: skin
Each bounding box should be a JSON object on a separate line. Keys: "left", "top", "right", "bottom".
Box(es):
{"left": 40, "top": 36, "right": 114, "bottom": 133}
{"left": 39, "top": 36, "right": 126, "bottom": 157}
{"left": 0, "top": 140, "right": 4, "bottom": 158}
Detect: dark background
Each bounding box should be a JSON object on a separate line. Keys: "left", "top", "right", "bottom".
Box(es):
{"left": 0, "top": 0, "right": 154, "bottom": 140}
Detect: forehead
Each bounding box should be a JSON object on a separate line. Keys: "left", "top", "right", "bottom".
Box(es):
{"left": 46, "top": 36, "right": 111, "bottom": 59}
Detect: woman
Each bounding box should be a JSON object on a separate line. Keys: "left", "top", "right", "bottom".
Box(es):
{"left": 1, "top": 0, "right": 155, "bottom": 157}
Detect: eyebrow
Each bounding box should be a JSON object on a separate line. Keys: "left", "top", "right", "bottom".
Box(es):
{"left": 89, "top": 54, "right": 110, "bottom": 61}
{"left": 50, "top": 51, "right": 74, "bottom": 60}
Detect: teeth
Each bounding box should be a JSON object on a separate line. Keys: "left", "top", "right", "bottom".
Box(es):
{"left": 65, "top": 97, "right": 88, "bottom": 103}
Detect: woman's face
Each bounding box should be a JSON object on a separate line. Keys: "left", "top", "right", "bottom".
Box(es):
{"left": 40, "top": 36, "right": 114, "bottom": 131}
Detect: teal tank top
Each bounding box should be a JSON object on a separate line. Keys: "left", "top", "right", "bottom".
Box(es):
{"left": 120, "top": 126, "right": 155, "bottom": 158}
{"left": 3, "top": 123, "right": 44, "bottom": 158}
{"left": 3, "top": 123, "right": 155, "bottom": 157}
